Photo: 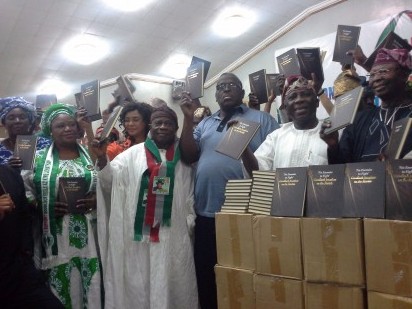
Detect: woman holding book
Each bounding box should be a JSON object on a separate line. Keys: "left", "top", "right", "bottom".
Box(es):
{"left": 106, "top": 101, "right": 152, "bottom": 160}
{"left": 23, "top": 103, "right": 102, "bottom": 309}
{"left": 0, "top": 97, "right": 50, "bottom": 166}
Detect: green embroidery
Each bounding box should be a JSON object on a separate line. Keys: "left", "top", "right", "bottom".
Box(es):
{"left": 72, "top": 257, "right": 100, "bottom": 309}
{"left": 48, "top": 263, "right": 72, "bottom": 308}
{"left": 69, "top": 215, "right": 88, "bottom": 249}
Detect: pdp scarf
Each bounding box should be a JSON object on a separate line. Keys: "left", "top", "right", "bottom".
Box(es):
{"left": 134, "top": 138, "right": 180, "bottom": 242}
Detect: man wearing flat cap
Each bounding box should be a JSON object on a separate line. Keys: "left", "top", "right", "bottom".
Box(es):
{"left": 322, "top": 48, "right": 412, "bottom": 163}
{"left": 92, "top": 106, "right": 198, "bottom": 308}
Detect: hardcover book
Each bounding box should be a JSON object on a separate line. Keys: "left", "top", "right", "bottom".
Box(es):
{"left": 266, "top": 73, "right": 280, "bottom": 96}
{"left": 324, "top": 86, "right": 364, "bottom": 134}
{"left": 276, "top": 48, "right": 300, "bottom": 77}
{"left": 58, "top": 177, "right": 87, "bottom": 214}
{"left": 0, "top": 180, "right": 6, "bottom": 195}
{"left": 191, "top": 56, "right": 211, "bottom": 83}
{"left": 185, "top": 62, "right": 204, "bottom": 99}
{"left": 99, "top": 105, "right": 124, "bottom": 142}
{"left": 35, "top": 94, "right": 57, "bottom": 111}
{"left": 115, "top": 75, "right": 136, "bottom": 103}
{"left": 332, "top": 25, "right": 361, "bottom": 65}
{"left": 215, "top": 118, "right": 261, "bottom": 160}
{"left": 80, "top": 79, "right": 102, "bottom": 121}
{"left": 386, "top": 159, "right": 412, "bottom": 220}
{"left": 271, "top": 167, "right": 307, "bottom": 217}
{"left": 74, "top": 92, "right": 83, "bottom": 108}
{"left": 249, "top": 69, "right": 269, "bottom": 104}
{"left": 364, "top": 31, "right": 412, "bottom": 69}
{"left": 305, "top": 164, "right": 345, "bottom": 218}
{"left": 14, "top": 135, "right": 37, "bottom": 170}
{"left": 296, "top": 47, "right": 324, "bottom": 83}
{"left": 343, "top": 161, "right": 385, "bottom": 218}
{"left": 385, "top": 117, "right": 412, "bottom": 160}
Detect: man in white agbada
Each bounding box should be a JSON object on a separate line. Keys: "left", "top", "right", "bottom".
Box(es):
{"left": 92, "top": 106, "right": 198, "bottom": 309}
{"left": 242, "top": 75, "right": 328, "bottom": 175}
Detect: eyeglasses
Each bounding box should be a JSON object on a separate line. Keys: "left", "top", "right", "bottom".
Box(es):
{"left": 216, "top": 82, "right": 241, "bottom": 91}
{"left": 367, "top": 68, "right": 395, "bottom": 79}
{"left": 151, "top": 120, "right": 175, "bottom": 128}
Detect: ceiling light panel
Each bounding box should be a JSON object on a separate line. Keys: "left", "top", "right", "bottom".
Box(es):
{"left": 63, "top": 34, "right": 109, "bottom": 65}
{"left": 102, "top": 0, "right": 155, "bottom": 12}
{"left": 212, "top": 6, "right": 256, "bottom": 38}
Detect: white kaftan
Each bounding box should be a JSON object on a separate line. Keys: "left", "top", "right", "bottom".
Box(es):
{"left": 97, "top": 143, "right": 198, "bottom": 309}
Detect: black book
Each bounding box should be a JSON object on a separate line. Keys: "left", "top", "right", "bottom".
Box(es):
{"left": 271, "top": 167, "right": 307, "bottom": 217}
{"left": 364, "top": 31, "right": 412, "bottom": 69}
{"left": 305, "top": 164, "right": 345, "bottom": 218}
{"left": 58, "top": 177, "right": 87, "bottom": 214}
{"left": 191, "top": 56, "right": 211, "bottom": 83}
{"left": 276, "top": 48, "right": 300, "bottom": 77}
{"left": 266, "top": 73, "right": 280, "bottom": 96}
{"left": 80, "top": 80, "right": 102, "bottom": 121}
{"left": 297, "top": 47, "right": 324, "bottom": 83}
{"left": 99, "top": 105, "right": 124, "bottom": 142}
{"left": 185, "top": 62, "right": 204, "bottom": 99}
{"left": 115, "top": 75, "right": 136, "bottom": 103}
{"left": 343, "top": 161, "right": 385, "bottom": 218}
{"left": 385, "top": 117, "right": 412, "bottom": 160}
{"left": 386, "top": 159, "right": 412, "bottom": 220}
{"left": 249, "top": 69, "right": 269, "bottom": 104}
{"left": 324, "top": 86, "right": 364, "bottom": 134}
{"left": 332, "top": 25, "right": 361, "bottom": 65}
{"left": 14, "top": 135, "right": 37, "bottom": 170}
{"left": 215, "top": 118, "right": 261, "bottom": 160}
{"left": 36, "top": 94, "right": 57, "bottom": 111}
{"left": 0, "top": 180, "right": 6, "bottom": 195}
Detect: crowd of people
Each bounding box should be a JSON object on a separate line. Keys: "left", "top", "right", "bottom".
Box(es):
{"left": 0, "top": 46, "right": 411, "bottom": 309}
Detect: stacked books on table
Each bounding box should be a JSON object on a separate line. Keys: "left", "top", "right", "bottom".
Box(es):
{"left": 221, "top": 179, "right": 253, "bottom": 213}
{"left": 248, "top": 170, "right": 276, "bottom": 215}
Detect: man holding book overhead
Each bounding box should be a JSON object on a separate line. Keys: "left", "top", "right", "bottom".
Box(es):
{"left": 321, "top": 48, "right": 412, "bottom": 163}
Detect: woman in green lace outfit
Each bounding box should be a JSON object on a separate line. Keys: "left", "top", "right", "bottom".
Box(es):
{"left": 23, "top": 104, "right": 102, "bottom": 309}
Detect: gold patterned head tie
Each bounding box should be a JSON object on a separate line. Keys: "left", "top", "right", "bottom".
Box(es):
{"left": 333, "top": 70, "right": 361, "bottom": 98}
{"left": 284, "top": 76, "right": 315, "bottom": 98}
{"left": 194, "top": 106, "right": 211, "bottom": 119}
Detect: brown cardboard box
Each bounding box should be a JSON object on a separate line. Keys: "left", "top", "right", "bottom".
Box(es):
{"left": 367, "top": 291, "right": 412, "bottom": 309}
{"left": 301, "top": 218, "right": 365, "bottom": 286}
{"left": 255, "top": 274, "right": 303, "bottom": 309}
{"left": 215, "top": 265, "right": 255, "bottom": 309}
{"left": 364, "top": 219, "right": 412, "bottom": 297}
{"left": 253, "top": 216, "right": 302, "bottom": 279}
{"left": 305, "top": 282, "right": 365, "bottom": 309}
{"left": 216, "top": 213, "right": 255, "bottom": 270}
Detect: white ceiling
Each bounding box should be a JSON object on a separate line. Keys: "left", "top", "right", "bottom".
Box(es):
{"left": 0, "top": 0, "right": 336, "bottom": 102}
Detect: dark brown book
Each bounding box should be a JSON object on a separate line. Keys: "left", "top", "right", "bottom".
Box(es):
{"left": 249, "top": 69, "right": 269, "bottom": 104}
{"left": 343, "top": 161, "right": 385, "bottom": 218}
{"left": 305, "top": 164, "right": 345, "bottom": 218}
{"left": 99, "top": 105, "right": 124, "bottom": 142}
{"left": 58, "top": 177, "right": 87, "bottom": 214}
{"left": 332, "top": 25, "right": 361, "bottom": 65}
{"left": 271, "top": 167, "right": 307, "bottom": 217}
{"left": 385, "top": 159, "right": 412, "bottom": 220}
{"left": 276, "top": 48, "right": 300, "bottom": 77}
{"left": 296, "top": 47, "right": 324, "bottom": 83}
{"left": 115, "top": 75, "right": 136, "bottom": 103}
{"left": 324, "top": 86, "right": 364, "bottom": 134}
{"left": 80, "top": 79, "right": 102, "bottom": 121}
{"left": 185, "top": 62, "right": 204, "bottom": 99}
{"left": 364, "top": 31, "right": 412, "bottom": 69}
{"left": 0, "top": 180, "right": 6, "bottom": 195}
{"left": 35, "top": 94, "right": 57, "bottom": 111}
{"left": 385, "top": 117, "right": 412, "bottom": 160}
{"left": 215, "top": 118, "right": 261, "bottom": 160}
{"left": 266, "top": 73, "right": 280, "bottom": 96}
{"left": 14, "top": 135, "right": 37, "bottom": 170}
{"left": 191, "top": 56, "right": 211, "bottom": 83}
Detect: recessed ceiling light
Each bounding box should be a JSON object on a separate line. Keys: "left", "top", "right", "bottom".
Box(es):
{"left": 63, "top": 34, "right": 109, "bottom": 65}
{"left": 161, "top": 54, "right": 191, "bottom": 79}
{"left": 37, "top": 79, "right": 71, "bottom": 99}
{"left": 102, "top": 0, "right": 155, "bottom": 12}
{"left": 213, "top": 7, "right": 256, "bottom": 38}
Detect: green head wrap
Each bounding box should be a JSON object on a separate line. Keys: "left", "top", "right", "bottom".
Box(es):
{"left": 40, "top": 103, "right": 76, "bottom": 137}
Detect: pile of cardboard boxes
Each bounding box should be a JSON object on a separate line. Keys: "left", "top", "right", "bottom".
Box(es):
{"left": 215, "top": 213, "right": 412, "bottom": 308}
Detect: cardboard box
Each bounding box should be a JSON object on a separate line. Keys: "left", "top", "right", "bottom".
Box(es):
{"left": 253, "top": 216, "right": 302, "bottom": 279}
{"left": 216, "top": 213, "right": 255, "bottom": 270}
{"left": 301, "top": 218, "right": 365, "bottom": 286}
{"left": 367, "top": 291, "right": 412, "bottom": 309}
{"left": 364, "top": 219, "right": 412, "bottom": 297}
{"left": 305, "top": 282, "right": 365, "bottom": 309}
{"left": 215, "top": 265, "right": 255, "bottom": 309}
{"left": 255, "top": 274, "right": 303, "bottom": 309}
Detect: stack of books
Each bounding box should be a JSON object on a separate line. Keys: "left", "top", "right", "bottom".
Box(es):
{"left": 248, "top": 170, "right": 276, "bottom": 215}
{"left": 220, "top": 179, "right": 253, "bottom": 213}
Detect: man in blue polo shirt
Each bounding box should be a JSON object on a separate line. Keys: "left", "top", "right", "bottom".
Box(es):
{"left": 180, "top": 72, "right": 279, "bottom": 309}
